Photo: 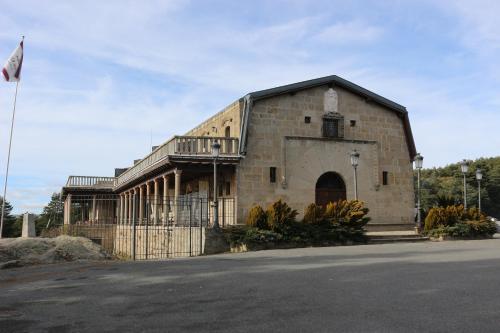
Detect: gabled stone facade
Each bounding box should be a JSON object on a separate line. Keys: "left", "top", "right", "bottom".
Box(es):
{"left": 237, "top": 82, "right": 415, "bottom": 228}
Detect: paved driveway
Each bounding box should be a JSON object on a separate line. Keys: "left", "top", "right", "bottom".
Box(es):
{"left": 2, "top": 238, "right": 500, "bottom": 332}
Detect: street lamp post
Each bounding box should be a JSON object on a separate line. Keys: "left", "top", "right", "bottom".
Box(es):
{"left": 350, "top": 150, "right": 360, "bottom": 200}
{"left": 460, "top": 159, "right": 469, "bottom": 210}
{"left": 414, "top": 153, "right": 424, "bottom": 231}
{"left": 212, "top": 142, "right": 221, "bottom": 230}
{"left": 476, "top": 168, "right": 483, "bottom": 214}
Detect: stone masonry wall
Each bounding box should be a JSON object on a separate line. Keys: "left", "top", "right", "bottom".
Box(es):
{"left": 185, "top": 100, "right": 242, "bottom": 138}
{"left": 236, "top": 85, "right": 414, "bottom": 226}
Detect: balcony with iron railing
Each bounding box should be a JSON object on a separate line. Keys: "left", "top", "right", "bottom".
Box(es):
{"left": 115, "top": 136, "right": 240, "bottom": 188}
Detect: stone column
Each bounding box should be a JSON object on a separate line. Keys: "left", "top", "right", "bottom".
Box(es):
{"left": 123, "top": 193, "right": 128, "bottom": 225}
{"left": 92, "top": 195, "right": 97, "bottom": 223}
{"left": 163, "top": 175, "right": 169, "bottom": 225}
{"left": 63, "top": 196, "right": 68, "bottom": 225}
{"left": 154, "top": 178, "right": 159, "bottom": 225}
{"left": 128, "top": 191, "right": 133, "bottom": 225}
{"left": 174, "top": 169, "right": 182, "bottom": 224}
{"left": 133, "top": 188, "right": 138, "bottom": 224}
{"left": 64, "top": 194, "right": 72, "bottom": 225}
{"left": 139, "top": 185, "right": 144, "bottom": 225}
{"left": 118, "top": 193, "right": 123, "bottom": 224}
{"left": 146, "top": 182, "right": 151, "bottom": 224}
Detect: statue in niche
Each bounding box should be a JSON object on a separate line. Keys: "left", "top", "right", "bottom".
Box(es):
{"left": 324, "top": 88, "right": 338, "bottom": 113}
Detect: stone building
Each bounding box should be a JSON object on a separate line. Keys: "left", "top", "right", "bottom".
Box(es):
{"left": 62, "top": 75, "right": 417, "bottom": 231}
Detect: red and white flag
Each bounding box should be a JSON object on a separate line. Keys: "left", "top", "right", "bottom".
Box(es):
{"left": 2, "top": 40, "right": 23, "bottom": 82}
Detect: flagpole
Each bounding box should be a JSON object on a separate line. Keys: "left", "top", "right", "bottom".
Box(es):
{"left": 0, "top": 80, "right": 20, "bottom": 238}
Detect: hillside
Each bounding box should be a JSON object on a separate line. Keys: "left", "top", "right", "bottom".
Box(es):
{"left": 417, "top": 156, "right": 500, "bottom": 218}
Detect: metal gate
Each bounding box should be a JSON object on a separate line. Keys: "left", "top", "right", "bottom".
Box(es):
{"left": 61, "top": 195, "right": 235, "bottom": 260}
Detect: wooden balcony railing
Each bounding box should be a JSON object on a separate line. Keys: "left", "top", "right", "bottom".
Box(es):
{"left": 66, "top": 176, "right": 116, "bottom": 188}
{"left": 115, "top": 136, "right": 239, "bottom": 188}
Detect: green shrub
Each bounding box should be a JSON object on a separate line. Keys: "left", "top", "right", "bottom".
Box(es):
{"left": 323, "top": 200, "right": 370, "bottom": 229}
{"left": 303, "top": 203, "right": 325, "bottom": 225}
{"left": 246, "top": 205, "right": 268, "bottom": 229}
{"left": 464, "top": 207, "right": 486, "bottom": 221}
{"left": 424, "top": 205, "right": 465, "bottom": 231}
{"left": 424, "top": 204, "right": 495, "bottom": 238}
{"left": 223, "top": 226, "right": 282, "bottom": 246}
{"left": 233, "top": 200, "right": 369, "bottom": 249}
{"left": 426, "top": 220, "right": 496, "bottom": 238}
{"left": 266, "top": 200, "right": 298, "bottom": 233}
{"left": 244, "top": 228, "right": 283, "bottom": 244}
{"left": 464, "top": 219, "right": 497, "bottom": 237}
{"left": 435, "top": 195, "right": 459, "bottom": 207}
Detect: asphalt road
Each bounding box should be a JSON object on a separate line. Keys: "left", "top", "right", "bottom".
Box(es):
{"left": 2, "top": 238, "right": 500, "bottom": 332}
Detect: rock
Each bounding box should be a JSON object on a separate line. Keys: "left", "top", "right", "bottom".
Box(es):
{"left": 0, "top": 260, "right": 21, "bottom": 269}
{"left": 204, "top": 228, "right": 230, "bottom": 255}
{"left": 0, "top": 236, "right": 110, "bottom": 269}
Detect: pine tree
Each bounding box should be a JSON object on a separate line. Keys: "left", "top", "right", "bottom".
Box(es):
{"left": 0, "top": 196, "right": 20, "bottom": 237}
{"left": 35, "top": 193, "right": 64, "bottom": 234}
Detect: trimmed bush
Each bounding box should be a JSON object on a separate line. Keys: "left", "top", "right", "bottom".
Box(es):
{"left": 303, "top": 203, "right": 325, "bottom": 225}
{"left": 424, "top": 205, "right": 465, "bottom": 231}
{"left": 424, "top": 204, "right": 494, "bottom": 238}
{"left": 246, "top": 205, "right": 268, "bottom": 229}
{"left": 236, "top": 199, "right": 369, "bottom": 250}
{"left": 323, "top": 200, "right": 370, "bottom": 228}
{"left": 266, "top": 200, "right": 298, "bottom": 233}
{"left": 223, "top": 226, "right": 282, "bottom": 248}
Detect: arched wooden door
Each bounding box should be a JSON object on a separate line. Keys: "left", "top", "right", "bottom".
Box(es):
{"left": 315, "top": 172, "right": 346, "bottom": 207}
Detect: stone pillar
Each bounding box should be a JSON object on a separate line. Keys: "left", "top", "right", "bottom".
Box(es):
{"left": 64, "top": 194, "right": 72, "bottom": 225}
{"left": 63, "top": 197, "right": 67, "bottom": 225}
{"left": 163, "top": 175, "right": 169, "bottom": 225}
{"left": 146, "top": 182, "right": 151, "bottom": 224}
{"left": 139, "top": 185, "right": 144, "bottom": 225}
{"left": 119, "top": 194, "right": 124, "bottom": 224}
{"left": 128, "top": 190, "right": 134, "bottom": 224}
{"left": 133, "top": 188, "right": 138, "bottom": 224}
{"left": 92, "top": 195, "right": 97, "bottom": 223}
{"left": 154, "top": 178, "right": 159, "bottom": 225}
{"left": 123, "top": 193, "right": 128, "bottom": 225}
{"left": 174, "top": 169, "right": 182, "bottom": 224}
{"left": 22, "top": 213, "right": 36, "bottom": 237}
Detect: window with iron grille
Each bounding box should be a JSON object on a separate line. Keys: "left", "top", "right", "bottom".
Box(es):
{"left": 322, "top": 113, "right": 344, "bottom": 138}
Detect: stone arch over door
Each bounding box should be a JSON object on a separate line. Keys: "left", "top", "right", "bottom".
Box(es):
{"left": 315, "top": 172, "right": 346, "bottom": 207}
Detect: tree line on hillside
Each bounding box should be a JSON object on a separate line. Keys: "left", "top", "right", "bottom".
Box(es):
{"left": 0, "top": 193, "right": 63, "bottom": 238}
{"left": 415, "top": 156, "right": 500, "bottom": 218}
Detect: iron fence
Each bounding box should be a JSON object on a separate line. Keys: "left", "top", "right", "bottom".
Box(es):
{"left": 60, "top": 195, "right": 236, "bottom": 260}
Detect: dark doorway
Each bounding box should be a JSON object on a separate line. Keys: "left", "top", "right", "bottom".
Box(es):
{"left": 315, "top": 172, "right": 346, "bottom": 207}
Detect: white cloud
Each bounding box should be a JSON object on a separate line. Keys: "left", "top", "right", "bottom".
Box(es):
{"left": 0, "top": 0, "right": 499, "bottom": 213}
{"left": 314, "top": 20, "right": 383, "bottom": 44}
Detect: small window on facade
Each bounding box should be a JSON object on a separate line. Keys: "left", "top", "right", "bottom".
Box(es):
{"left": 225, "top": 126, "right": 231, "bottom": 138}
{"left": 382, "top": 171, "right": 388, "bottom": 185}
{"left": 219, "top": 183, "right": 224, "bottom": 197}
{"left": 350, "top": 120, "right": 356, "bottom": 127}
{"left": 323, "top": 118, "right": 339, "bottom": 137}
{"left": 304, "top": 116, "right": 311, "bottom": 124}
{"left": 322, "top": 113, "right": 344, "bottom": 138}
{"left": 270, "top": 167, "right": 277, "bottom": 183}
{"left": 225, "top": 182, "right": 231, "bottom": 196}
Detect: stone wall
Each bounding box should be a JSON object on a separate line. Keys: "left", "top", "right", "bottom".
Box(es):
{"left": 114, "top": 225, "right": 206, "bottom": 259}
{"left": 236, "top": 84, "right": 414, "bottom": 226}
{"left": 185, "top": 99, "right": 242, "bottom": 138}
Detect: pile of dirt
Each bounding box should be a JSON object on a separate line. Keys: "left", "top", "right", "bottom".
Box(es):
{"left": 0, "top": 236, "right": 111, "bottom": 269}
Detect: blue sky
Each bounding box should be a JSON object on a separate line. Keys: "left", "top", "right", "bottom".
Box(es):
{"left": 0, "top": 0, "right": 499, "bottom": 213}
